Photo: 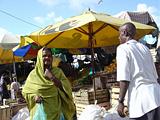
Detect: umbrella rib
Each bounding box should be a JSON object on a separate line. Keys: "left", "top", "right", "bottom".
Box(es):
{"left": 93, "top": 23, "right": 108, "bottom": 35}
{"left": 108, "top": 24, "right": 119, "bottom": 31}
{"left": 45, "top": 32, "right": 64, "bottom": 46}
{"left": 75, "top": 28, "right": 89, "bottom": 35}
{"left": 39, "top": 25, "right": 53, "bottom": 34}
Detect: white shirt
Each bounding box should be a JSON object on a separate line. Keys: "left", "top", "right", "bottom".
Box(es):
{"left": 116, "top": 40, "right": 160, "bottom": 118}
{"left": 10, "top": 81, "right": 20, "bottom": 92}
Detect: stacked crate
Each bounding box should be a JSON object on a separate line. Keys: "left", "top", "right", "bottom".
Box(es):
{"left": 100, "top": 72, "right": 119, "bottom": 88}
{"left": 111, "top": 86, "right": 127, "bottom": 106}
{"left": 0, "top": 105, "right": 11, "bottom": 120}
{"left": 150, "top": 48, "right": 156, "bottom": 62}
{"left": 3, "top": 99, "right": 17, "bottom": 106}
{"left": 72, "top": 87, "right": 111, "bottom": 117}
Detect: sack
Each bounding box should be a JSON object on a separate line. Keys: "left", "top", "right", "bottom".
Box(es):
{"left": 33, "top": 103, "right": 46, "bottom": 120}
{"left": 12, "top": 107, "right": 29, "bottom": 120}
{"left": 78, "top": 105, "right": 106, "bottom": 120}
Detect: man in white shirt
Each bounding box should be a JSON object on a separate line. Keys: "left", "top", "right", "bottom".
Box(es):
{"left": 116, "top": 22, "right": 160, "bottom": 120}
{"left": 11, "top": 76, "right": 22, "bottom": 100}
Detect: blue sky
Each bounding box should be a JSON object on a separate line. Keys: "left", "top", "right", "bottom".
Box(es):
{"left": 0, "top": 0, "right": 160, "bottom": 35}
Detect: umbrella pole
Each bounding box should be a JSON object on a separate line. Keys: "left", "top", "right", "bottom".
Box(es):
{"left": 13, "top": 56, "right": 17, "bottom": 82}
{"left": 88, "top": 22, "right": 97, "bottom": 103}
{"left": 90, "top": 43, "right": 97, "bottom": 103}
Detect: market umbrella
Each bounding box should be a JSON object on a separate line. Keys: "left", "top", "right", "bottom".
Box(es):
{"left": 13, "top": 42, "right": 41, "bottom": 60}
{"left": 24, "top": 10, "right": 155, "bottom": 100}
{"left": 0, "top": 28, "right": 22, "bottom": 64}
{"left": 0, "top": 48, "right": 22, "bottom": 64}
{"left": 0, "top": 43, "right": 23, "bottom": 77}
{"left": 12, "top": 36, "right": 41, "bottom": 60}
{"left": 0, "top": 28, "right": 20, "bottom": 49}
{"left": 27, "top": 11, "right": 155, "bottom": 48}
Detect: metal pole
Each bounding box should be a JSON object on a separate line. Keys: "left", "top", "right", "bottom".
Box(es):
{"left": 88, "top": 22, "right": 97, "bottom": 102}
{"left": 13, "top": 56, "right": 17, "bottom": 82}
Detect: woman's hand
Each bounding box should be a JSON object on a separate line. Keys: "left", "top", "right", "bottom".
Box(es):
{"left": 51, "top": 78, "right": 61, "bottom": 87}
{"left": 44, "top": 68, "right": 53, "bottom": 79}
{"left": 44, "top": 68, "right": 62, "bottom": 89}
{"left": 34, "top": 96, "right": 43, "bottom": 103}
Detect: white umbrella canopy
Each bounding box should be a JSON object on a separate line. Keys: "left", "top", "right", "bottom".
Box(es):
{"left": 0, "top": 28, "right": 20, "bottom": 49}
{"left": 0, "top": 28, "right": 22, "bottom": 64}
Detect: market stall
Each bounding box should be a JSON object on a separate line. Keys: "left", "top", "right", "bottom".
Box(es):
{"left": 17, "top": 10, "right": 155, "bottom": 119}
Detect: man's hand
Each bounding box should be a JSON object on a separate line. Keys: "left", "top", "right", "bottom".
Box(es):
{"left": 117, "top": 102, "right": 126, "bottom": 117}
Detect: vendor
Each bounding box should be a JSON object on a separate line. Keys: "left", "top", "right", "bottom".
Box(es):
{"left": 0, "top": 71, "right": 11, "bottom": 105}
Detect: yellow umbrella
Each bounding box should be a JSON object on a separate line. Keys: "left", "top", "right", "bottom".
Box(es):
{"left": 0, "top": 47, "right": 22, "bottom": 64}
{"left": 27, "top": 11, "right": 155, "bottom": 48}
{"left": 0, "top": 36, "right": 32, "bottom": 64}
{"left": 24, "top": 10, "right": 155, "bottom": 101}
{"left": 0, "top": 28, "right": 23, "bottom": 64}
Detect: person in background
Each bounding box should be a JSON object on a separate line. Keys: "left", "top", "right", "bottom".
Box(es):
{"left": 0, "top": 71, "right": 11, "bottom": 105}
{"left": 22, "top": 47, "right": 75, "bottom": 120}
{"left": 154, "top": 62, "right": 160, "bottom": 84}
{"left": 10, "top": 77, "right": 21, "bottom": 99}
{"left": 116, "top": 22, "right": 160, "bottom": 120}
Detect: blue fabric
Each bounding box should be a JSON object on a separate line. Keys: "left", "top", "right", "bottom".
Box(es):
{"left": 13, "top": 44, "right": 31, "bottom": 57}
{"left": 60, "top": 113, "right": 65, "bottom": 120}
{"left": 140, "top": 35, "right": 157, "bottom": 45}
{"left": 33, "top": 103, "right": 46, "bottom": 120}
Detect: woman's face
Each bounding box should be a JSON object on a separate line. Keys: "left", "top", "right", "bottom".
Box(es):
{"left": 42, "top": 49, "right": 53, "bottom": 68}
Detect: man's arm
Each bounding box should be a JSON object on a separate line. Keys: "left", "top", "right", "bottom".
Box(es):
{"left": 117, "top": 81, "right": 129, "bottom": 117}
{"left": 119, "top": 81, "right": 129, "bottom": 102}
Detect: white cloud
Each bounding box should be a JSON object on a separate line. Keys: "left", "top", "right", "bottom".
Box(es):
{"left": 33, "top": 12, "right": 63, "bottom": 25}
{"left": 0, "top": 27, "right": 8, "bottom": 34}
{"left": 47, "top": 12, "right": 55, "bottom": 19}
{"left": 37, "top": 0, "right": 59, "bottom": 6}
{"left": 34, "top": 16, "right": 45, "bottom": 24}
{"left": 54, "top": 16, "right": 64, "bottom": 23}
{"left": 136, "top": 3, "right": 157, "bottom": 14}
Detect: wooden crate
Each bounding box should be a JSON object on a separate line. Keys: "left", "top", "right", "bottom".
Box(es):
{"left": 100, "top": 72, "right": 119, "bottom": 88}
{"left": 73, "top": 88, "right": 111, "bottom": 117}
{"left": 110, "top": 87, "right": 127, "bottom": 106}
{"left": 73, "top": 89, "right": 110, "bottom": 103}
{"left": 75, "top": 103, "right": 86, "bottom": 117}
{"left": 3, "top": 99, "right": 17, "bottom": 106}
{"left": 0, "top": 105, "right": 11, "bottom": 120}
{"left": 75, "top": 102, "right": 111, "bottom": 118}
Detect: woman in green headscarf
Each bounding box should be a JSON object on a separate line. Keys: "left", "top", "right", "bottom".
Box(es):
{"left": 22, "top": 47, "right": 75, "bottom": 120}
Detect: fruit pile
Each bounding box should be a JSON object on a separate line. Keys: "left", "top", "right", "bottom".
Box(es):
{"left": 104, "top": 59, "right": 116, "bottom": 74}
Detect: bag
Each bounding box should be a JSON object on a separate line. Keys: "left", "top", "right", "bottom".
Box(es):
{"left": 79, "top": 105, "right": 106, "bottom": 120}
{"left": 33, "top": 103, "right": 46, "bottom": 120}
{"left": 12, "top": 107, "right": 29, "bottom": 120}
{"left": 60, "top": 113, "right": 65, "bottom": 120}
